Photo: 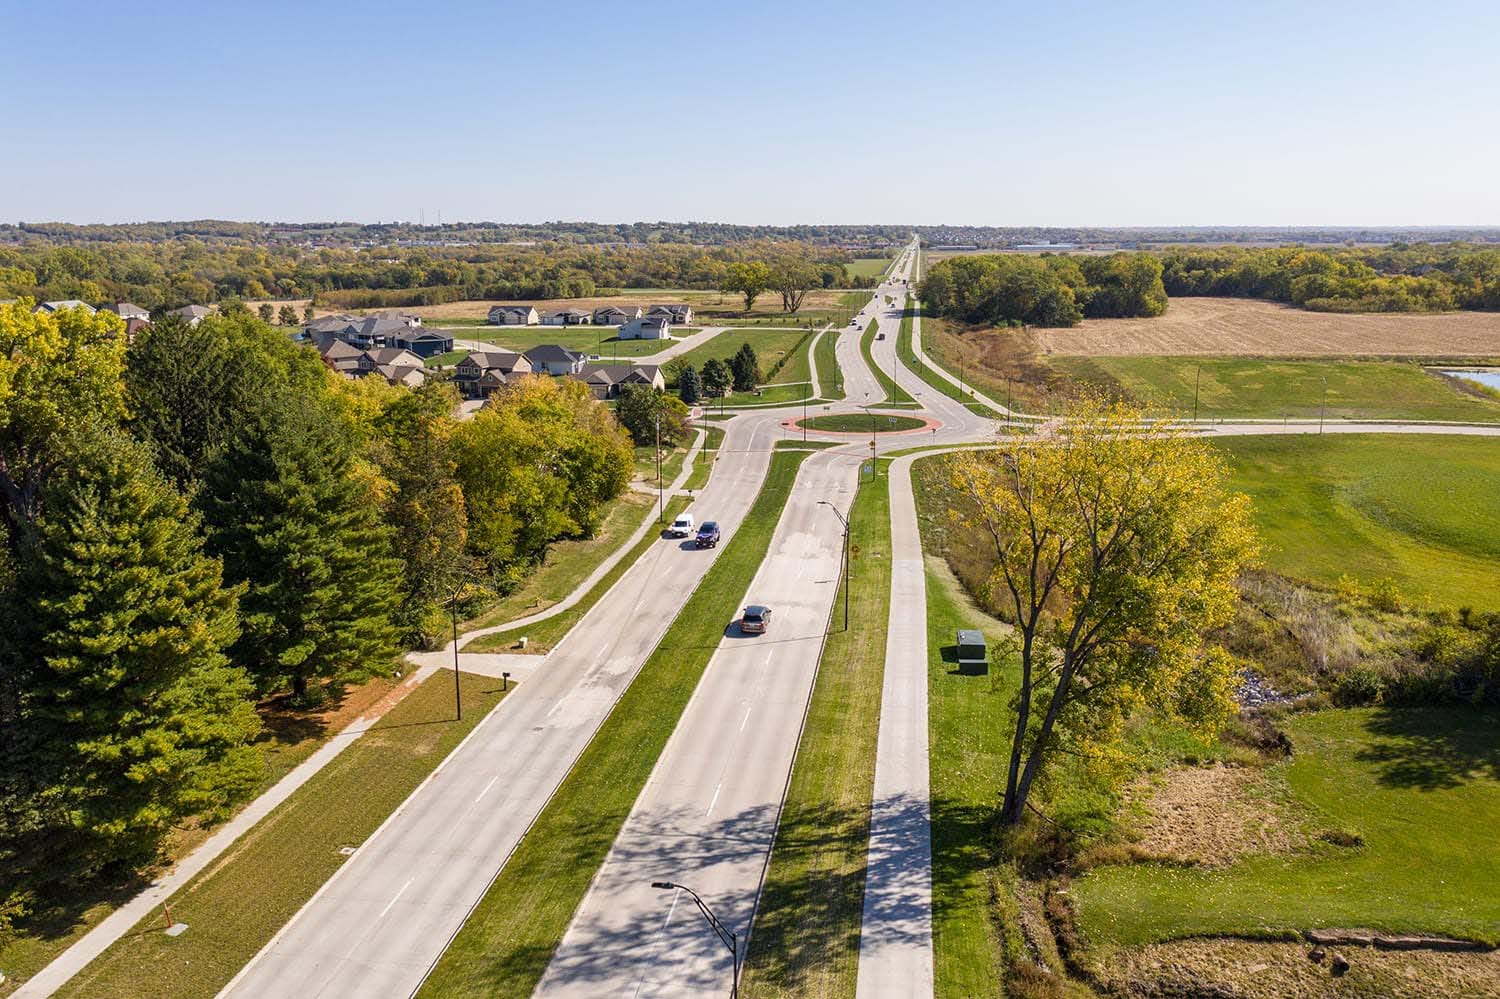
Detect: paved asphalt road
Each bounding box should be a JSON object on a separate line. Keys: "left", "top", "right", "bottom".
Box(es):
{"left": 219, "top": 415, "right": 785, "bottom": 999}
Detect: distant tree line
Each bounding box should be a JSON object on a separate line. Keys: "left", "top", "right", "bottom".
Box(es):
{"left": 919, "top": 243, "right": 1500, "bottom": 326}
{"left": 918, "top": 253, "right": 1168, "bottom": 327}
{"left": 0, "top": 301, "right": 632, "bottom": 936}
{"left": 0, "top": 240, "right": 867, "bottom": 314}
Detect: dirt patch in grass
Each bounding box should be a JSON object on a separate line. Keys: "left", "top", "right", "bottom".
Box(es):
{"left": 1037, "top": 297, "right": 1500, "bottom": 358}
{"left": 1093, "top": 937, "right": 1500, "bottom": 998}
{"left": 1123, "top": 764, "right": 1308, "bottom": 868}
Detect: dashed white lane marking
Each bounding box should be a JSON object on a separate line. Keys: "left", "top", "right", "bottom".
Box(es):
{"left": 707, "top": 782, "right": 723, "bottom": 817}
{"left": 739, "top": 706, "right": 753, "bottom": 732}
{"left": 475, "top": 775, "right": 498, "bottom": 804}
{"left": 379, "top": 877, "right": 413, "bottom": 920}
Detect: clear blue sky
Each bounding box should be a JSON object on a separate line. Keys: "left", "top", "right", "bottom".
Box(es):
{"left": 6, "top": 0, "right": 1499, "bottom": 226}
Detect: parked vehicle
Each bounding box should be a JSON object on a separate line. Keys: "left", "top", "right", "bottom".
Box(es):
{"left": 669, "top": 513, "right": 695, "bottom": 538}
{"left": 741, "top": 605, "right": 771, "bottom": 634}
{"left": 876, "top": 332, "right": 885, "bottom": 340}
{"left": 695, "top": 521, "right": 721, "bottom": 548}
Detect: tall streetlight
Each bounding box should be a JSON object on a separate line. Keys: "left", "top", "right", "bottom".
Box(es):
{"left": 1319, "top": 376, "right": 1328, "bottom": 435}
{"left": 1192, "top": 363, "right": 1202, "bottom": 424}
{"left": 655, "top": 411, "right": 664, "bottom": 523}
{"left": 650, "top": 882, "right": 740, "bottom": 998}
{"left": 446, "top": 580, "right": 467, "bottom": 720}
{"left": 818, "top": 501, "right": 851, "bottom": 631}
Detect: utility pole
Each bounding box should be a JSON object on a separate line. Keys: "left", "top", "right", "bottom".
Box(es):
{"left": 1319, "top": 376, "right": 1327, "bottom": 435}
{"left": 1192, "top": 362, "right": 1202, "bottom": 424}
{"left": 448, "top": 583, "right": 464, "bottom": 720}
{"left": 655, "top": 412, "right": 663, "bottom": 523}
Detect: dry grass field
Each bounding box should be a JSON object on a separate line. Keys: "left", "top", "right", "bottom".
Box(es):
{"left": 1038, "top": 297, "right": 1500, "bottom": 357}
{"left": 315, "top": 289, "right": 855, "bottom": 325}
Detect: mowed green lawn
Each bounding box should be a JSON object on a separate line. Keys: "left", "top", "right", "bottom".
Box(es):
{"left": 1213, "top": 435, "right": 1500, "bottom": 609}
{"left": 670, "top": 328, "right": 810, "bottom": 385}
{"left": 1052, "top": 356, "right": 1500, "bottom": 423}
{"left": 845, "top": 256, "right": 895, "bottom": 280}
{"left": 1075, "top": 706, "right": 1500, "bottom": 948}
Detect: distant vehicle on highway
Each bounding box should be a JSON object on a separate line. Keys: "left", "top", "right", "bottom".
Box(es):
{"left": 668, "top": 513, "right": 695, "bottom": 538}
{"left": 876, "top": 332, "right": 885, "bottom": 340}
{"left": 695, "top": 521, "right": 721, "bottom": 548}
{"left": 741, "top": 605, "right": 771, "bottom": 634}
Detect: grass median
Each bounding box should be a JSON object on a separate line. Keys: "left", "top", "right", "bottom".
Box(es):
{"left": 740, "top": 461, "right": 892, "bottom": 999}
{"left": 54, "top": 672, "right": 509, "bottom": 999}
{"left": 417, "top": 450, "right": 813, "bottom": 998}
{"left": 814, "top": 328, "right": 846, "bottom": 401}
{"left": 466, "top": 495, "right": 691, "bottom": 654}
{"left": 860, "top": 318, "right": 917, "bottom": 406}
{"left": 897, "top": 307, "right": 999, "bottom": 418}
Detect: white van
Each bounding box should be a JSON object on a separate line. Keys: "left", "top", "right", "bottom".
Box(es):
{"left": 668, "top": 513, "right": 695, "bottom": 538}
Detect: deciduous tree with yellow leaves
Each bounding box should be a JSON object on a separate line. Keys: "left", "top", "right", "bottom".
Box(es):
{"left": 948, "top": 399, "right": 1258, "bottom": 826}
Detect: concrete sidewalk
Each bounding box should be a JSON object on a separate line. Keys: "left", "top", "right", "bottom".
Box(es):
{"left": 12, "top": 666, "right": 440, "bottom": 999}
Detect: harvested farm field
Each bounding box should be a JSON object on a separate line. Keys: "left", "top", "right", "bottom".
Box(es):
{"left": 1036, "top": 297, "right": 1500, "bottom": 357}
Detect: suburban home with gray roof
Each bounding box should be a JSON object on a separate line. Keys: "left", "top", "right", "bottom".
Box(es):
{"left": 318, "top": 339, "right": 366, "bottom": 374}
{"left": 527, "top": 344, "right": 589, "bottom": 376}
{"left": 35, "top": 299, "right": 97, "bottom": 315}
{"left": 452, "top": 350, "right": 535, "bottom": 399}
{"left": 488, "top": 305, "right": 539, "bottom": 326}
{"left": 358, "top": 347, "right": 426, "bottom": 375}
{"left": 648, "top": 303, "right": 693, "bottom": 324}
{"left": 393, "top": 328, "right": 454, "bottom": 358}
{"left": 574, "top": 363, "right": 665, "bottom": 399}
{"left": 619, "top": 315, "right": 672, "bottom": 340}
{"left": 103, "top": 301, "right": 150, "bottom": 322}
{"left": 540, "top": 308, "right": 593, "bottom": 326}
{"left": 169, "top": 304, "right": 213, "bottom": 327}
{"left": 592, "top": 304, "right": 642, "bottom": 326}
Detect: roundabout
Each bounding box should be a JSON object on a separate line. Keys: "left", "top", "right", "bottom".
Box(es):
{"left": 791, "top": 412, "right": 939, "bottom": 435}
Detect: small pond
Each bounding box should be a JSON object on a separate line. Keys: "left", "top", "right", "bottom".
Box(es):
{"left": 1441, "top": 368, "right": 1500, "bottom": 392}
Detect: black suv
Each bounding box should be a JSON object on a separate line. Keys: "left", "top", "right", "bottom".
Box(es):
{"left": 695, "top": 521, "right": 721, "bottom": 548}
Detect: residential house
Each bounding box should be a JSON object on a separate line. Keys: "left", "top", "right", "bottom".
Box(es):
{"left": 575, "top": 364, "right": 665, "bottom": 400}
{"left": 592, "top": 304, "right": 642, "bottom": 326}
{"left": 357, "top": 347, "right": 426, "bottom": 376}
{"left": 452, "top": 350, "right": 535, "bottom": 399}
{"left": 618, "top": 315, "right": 671, "bottom": 340}
{"left": 123, "top": 317, "right": 151, "bottom": 343}
{"left": 318, "top": 339, "right": 366, "bottom": 374}
{"left": 648, "top": 304, "right": 693, "bottom": 325}
{"left": 540, "top": 308, "right": 592, "bottom": 326}
{"left": 35, "top": 299, "right": 97, "bottom": 315}
{"left": 169, "top": 304, "right": 213, "bottom": 327}
{"left": 372, "top": 309, "right": 422, "bottom": 327}
{"left": 487, "top": 305, "right": 539, "bottom": 326}
{"left": 339, "top": 315, "right": 411, "bottom": 349}
{"left": 393, "top": 328, "right": 454, "bottom": 358}
{"left": 103, "top": 301, "right": 150, "bottom": 322}
{"left": 376, "top": 363, "right": 428, "bottom": 388}
{"left": 304, "top": 313, "right": 357, "bottom": 338}
{"left": 527, "top": 344, "right": 589, "bottom": 376}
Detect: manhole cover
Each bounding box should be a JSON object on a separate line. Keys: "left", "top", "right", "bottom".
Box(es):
{"left": 338, "top": 846, "right": 356, "bottom": 856}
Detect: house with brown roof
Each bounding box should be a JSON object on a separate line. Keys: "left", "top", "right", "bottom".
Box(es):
{"left": 575, "top": 363, "right": 665, "bottom": 399}
{"left": 540, "top": 308, "right": 593, "bottom": 326}
{"left": 488, "top": 305, "right": 539, "bottom": 326}
{"left": 592, "top": 304, "right": 643, "bottom": 326}
{"left": 648, "top": 304, "right": 693, "bottom": 325}
{"left": 452, "top": 350, "right": 536, "bottom": 399}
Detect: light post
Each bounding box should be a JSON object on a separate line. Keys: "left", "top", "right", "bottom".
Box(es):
{"left": 650, "top": 882, "right": 740, "bottom": 997}
{"left": 1192, "top": 363, "right": 1201, "bottom": 424}
{"left": 818, "top": 501, "right": 851, "bottom": 631}
{"left": 1319, "top": 376, "right": 1327, "bottom": 435}
{"left": 655, "top": 411, "right": 664, "bottom": 523}
{"left": 446, "top": 580, "right": 467, "bottom": 720}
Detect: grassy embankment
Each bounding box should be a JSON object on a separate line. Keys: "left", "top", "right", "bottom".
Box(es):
{"left": 417, "top": 452, "right": 812, "bottom": 997}
{"left": 465, "top": 495, "right": 690, "bottom": 655}
{"left": 1213, "top": 434, "right": 1500, "bottom": 610}
{"left": 1052, "top": 355, "right": 1500, "bottom": 423}
{"left": 897, "top": 307, "right": 999, "bottom": 417}
{"left": 860, "top": 319, "right": 917, "bottom": 406}
{"left": 1074, "top": 705, "right": 1500, "bottom": 947}
{"left": 47, "top": 673, "right": 509, "bottom": 999}
{"left": 740, "top": 461, "right": 892, "bottom": 998}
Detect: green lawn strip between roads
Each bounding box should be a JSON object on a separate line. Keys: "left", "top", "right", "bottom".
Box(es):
{"left": 460, "top": 490, "right": 655, "bottom": 637}
{"left": 681, "top": 426, "right": 726, "bottom": 492}
{"left": 799, "top": 413, "right": 926, "bottom": 434}
{"left": 1213, "top": 434, "right": 1500, "bottom": 610}
{"left": 897, "top": 308, "right": 999, "bottom": 417}
{"left": 773, "top": 439, "right": 846, "bottom": 451}
{"left": 909, "top": 456, "right": 1016, "bottom": 998}
{"left": 51, "top": 673, "right": 509, "bottom": 999}
{"left": 670, "top": 329, "right": 810, "bottom": 386}
{"left": 1050, "top": 355, "right": 1500, "bottom": 424}
{"left": 416, "top": 451, "right": 813, "bottom": 998}
{"left": 814, "top": 328, "right": 846, "bottom": 401}
{"left": 1074, "top": 705, "right": 1500, "bottom": 948}
{"left": 740, "top": 461, "right": 891, "bottom": 998}
{"left": 860, "top": 318, "right": 917, "bottom": 406}
{"left": 465, "top": 496, "right": 691, "bottom": 655}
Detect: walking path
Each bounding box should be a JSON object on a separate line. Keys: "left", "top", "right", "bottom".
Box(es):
{"left": 855, "top": 452, "right": 934, "bottom": 998}
{"left": 12, "top": 666, "right": 440, "bottom": 999}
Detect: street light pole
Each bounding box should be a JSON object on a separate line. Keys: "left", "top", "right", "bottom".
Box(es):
{"left": 1320, "top": 376, "right": 1327, "bottom": 435}
{"left": 1192, "top": 363, "right": 1201, "bottom": 424}
{"left": 819, "top": 501, "right": 851, "bottom": 631}
{"left": 447, "top": 583, "right": 464, "bottom": 721}
{"left": 650, "top": 882, "right": 740, "bottom": 998}
{"left": 656, "top": 412, "right": 664, "bottom": 523}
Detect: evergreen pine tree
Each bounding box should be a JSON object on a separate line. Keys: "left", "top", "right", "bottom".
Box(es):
{"left": 701, "top": 357, "right": 732, "bottom": 398}
{"left": 678, "top": 364, "right": 702, "bottom": 404}
{"left": 203, "top": 392, "right": 403, "bottom": 702}
{"left": 9, "top": 428, "right": 260, "bottom": 885}
{"left": 731, "top": 343, "right": 761, "bottom": 391}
